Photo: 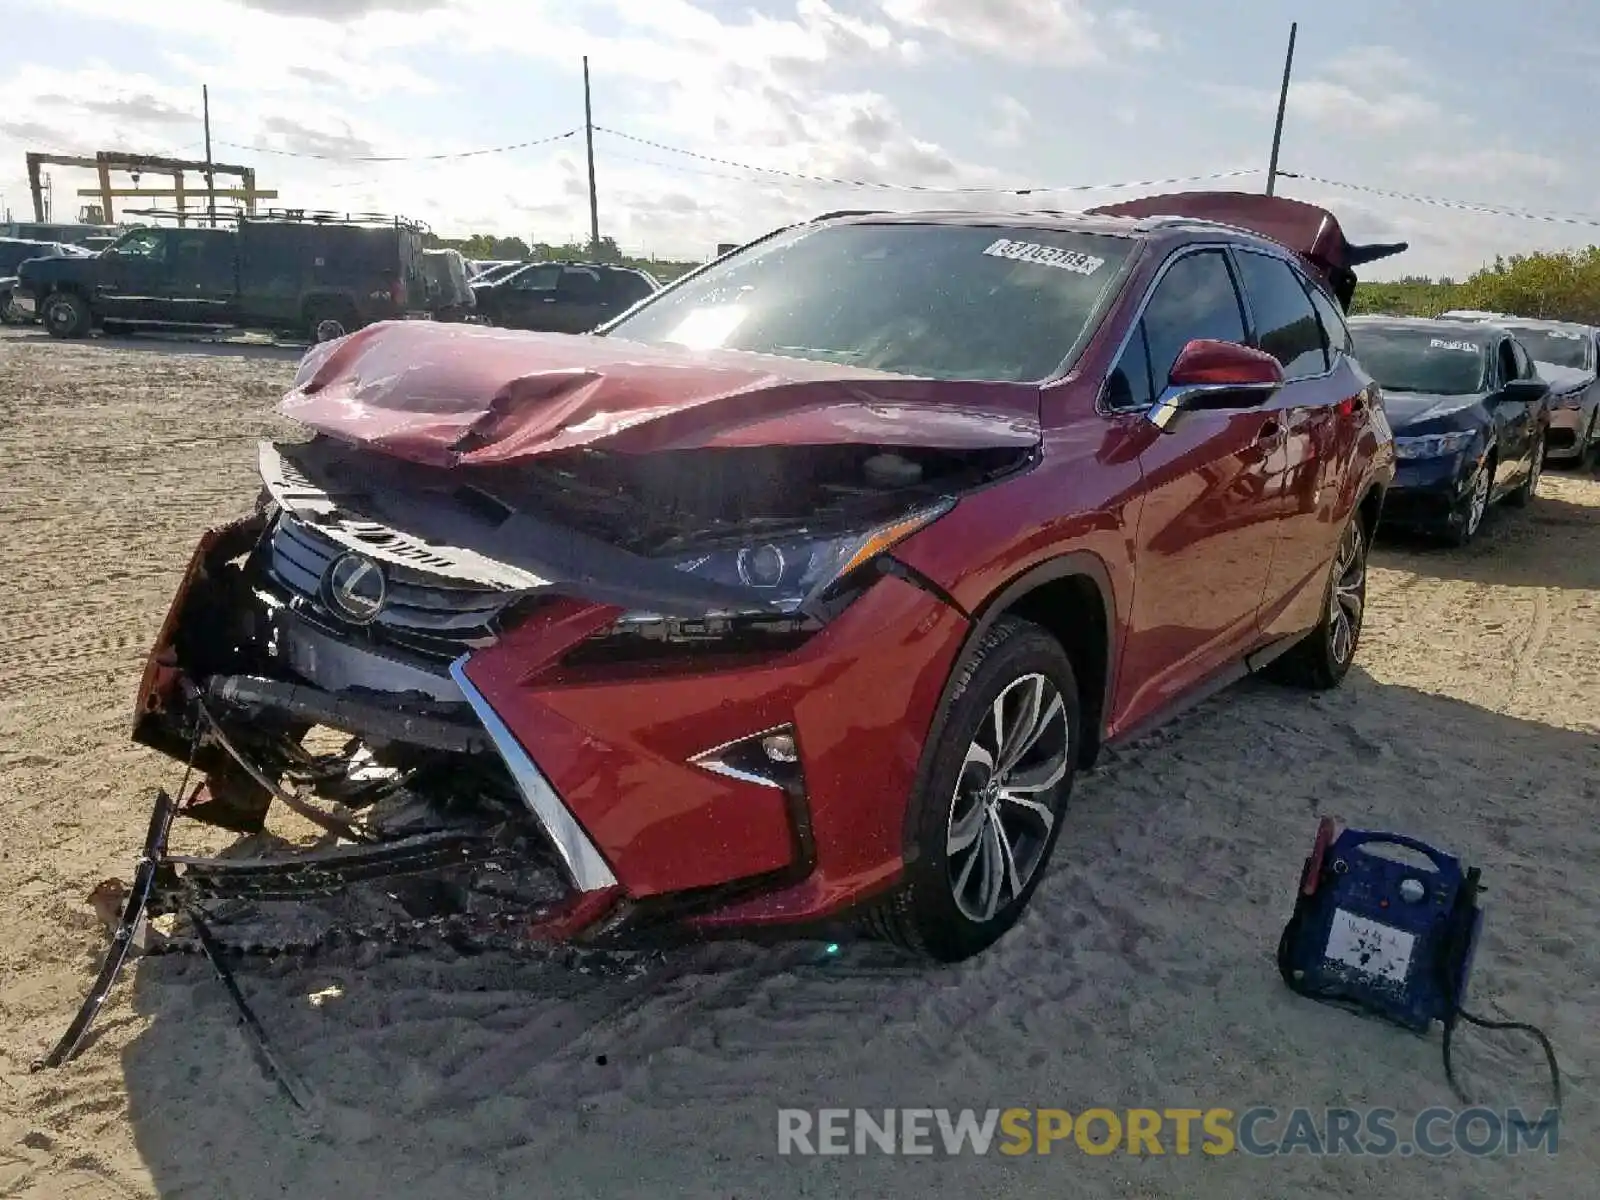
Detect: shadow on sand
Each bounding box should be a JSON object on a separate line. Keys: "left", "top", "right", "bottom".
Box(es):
{"left": 95, "top": 666, "right": 1595, "bottom": 1199}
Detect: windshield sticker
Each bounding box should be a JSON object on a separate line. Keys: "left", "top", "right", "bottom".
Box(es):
{"left": 1429, "top": 338, "right": 1480, "bottom": 352}
{"left": 983, "top": 238, "right": 1105, "bottom": 276}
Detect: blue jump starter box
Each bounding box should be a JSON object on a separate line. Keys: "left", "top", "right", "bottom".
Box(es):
{"left": 1278, "top": 818, "right": 1483, "bottom": 1033}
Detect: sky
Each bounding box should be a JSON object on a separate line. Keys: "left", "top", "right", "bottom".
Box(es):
{"left": 3, "top": 0, "right": 1598, "bottom": 280}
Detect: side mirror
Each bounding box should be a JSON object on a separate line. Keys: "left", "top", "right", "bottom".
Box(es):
{"left": 1145, "top": 339, "right": 1285, "bottom": 431}
{"left": 1502, "top": 379, "right": 1549, "bottom": 403}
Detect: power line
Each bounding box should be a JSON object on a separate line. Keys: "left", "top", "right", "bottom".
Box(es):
{"left": 594, "top": 126, "right": 1260, "bottom": 195}
{"left": 1279, "top": 172, "right": 1600, "bottom": 230}
{"left": 212, "top": 128, "right": 579, "bottom": 163}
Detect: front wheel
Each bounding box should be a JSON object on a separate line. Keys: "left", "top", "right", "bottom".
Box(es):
{"left": 0, "top": 289, "right": 26, "bottom": 325}
{"left": 1269, "top": 513, "right": 1368, "bottom": 691}
{"left": 869, "top": 617, "right": 1079, "bottom": 962}
{"left": 41, "top": 291, "right": 91, "bottom": 338}
{"left": 1445, "top": 456, "right": 1494, "bottom": 547}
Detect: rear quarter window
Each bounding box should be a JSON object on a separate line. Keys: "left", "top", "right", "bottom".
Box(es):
{"left": 1232, "top": 249, "right": 1327, "bottom": 379}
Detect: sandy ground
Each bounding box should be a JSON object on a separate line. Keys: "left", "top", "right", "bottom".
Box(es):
{"left": 1, "top": 326, "right": 1597, "bottom": 1198}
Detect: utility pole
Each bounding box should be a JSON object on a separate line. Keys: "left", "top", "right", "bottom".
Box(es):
{"left": 583, "top": 56, "right": 600, "bottom": 257}
{"left": 1265, "top": 21, "right": 1297, "bottom": 197}
{"left": 202, "top": 85, "right": 219, "bottom": 227}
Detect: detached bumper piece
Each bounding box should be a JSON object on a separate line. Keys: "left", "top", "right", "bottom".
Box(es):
{"left": 36, "top": 657, "right": 626, "bottom": 1104}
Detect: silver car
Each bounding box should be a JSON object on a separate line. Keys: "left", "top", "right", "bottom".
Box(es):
{"left": 1495, "top": 319, "right": 1600, "bottom": 467}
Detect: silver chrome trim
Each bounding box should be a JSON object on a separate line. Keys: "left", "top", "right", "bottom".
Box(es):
{"left": 448, "top": 655, "right": 618, "bottom": 892}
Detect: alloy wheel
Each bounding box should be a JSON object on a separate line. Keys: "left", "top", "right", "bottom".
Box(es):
{"left": 314, "top": 317, "right": 347, "bottom": 342}
{"left": 945, "top": 672, "right": 1070, "bottom": 923}
{"left": 1328, "top": 521, "right": 1366, "bottom": 666}
{"left": 1465, "top": 466, "right": 1491, "bottom": 536}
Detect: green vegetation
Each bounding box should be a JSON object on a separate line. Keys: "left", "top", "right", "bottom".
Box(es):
{"left": 423, "top": 231, "right": 703, "bottom": 282}
{"left": 1352, "top": 247, "right": 1600, "bottom": 325}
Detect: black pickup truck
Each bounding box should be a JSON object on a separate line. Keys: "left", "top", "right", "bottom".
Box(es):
{"left": 16, "top": 212, "right": 430, "bottom": 342}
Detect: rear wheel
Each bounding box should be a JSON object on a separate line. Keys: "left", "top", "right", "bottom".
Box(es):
{"left": 41, "top": 291, "right": 91, "bottom": 339}
{"left": 1506, "top": 431, "right": 1542, "bottom": 507}
{"left": 1270, "top": 512, "right": 1368, "bottom": 691}
{"left": 869, "top": 617, "right": 1079, "bottom": 962}
{"left": 1579, "top": 412, "right": 1599, "bottom": 471}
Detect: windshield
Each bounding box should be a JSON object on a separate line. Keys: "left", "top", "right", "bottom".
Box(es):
{"left": 1504, "top": 326, "right": 1593, "bottom": 371}
{"left": 1351, "top": 326, "right": 1488, "bottom": 395}
{"left": 473, "top": 261, "right": 524, "bottom": 284}
{"left": 604, "top": 221, "right": 1134, "bottom": 382}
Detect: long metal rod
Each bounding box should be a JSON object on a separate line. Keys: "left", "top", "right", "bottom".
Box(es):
{"left": 189, "top": 910, "right": 314, "bottom": 1110}
{"left": 203, "top": 84, "right": 217, "bottom": 227}
{"left": 1265, "top": 22, "right": 1298, "bottom": 196}
{"left": 33, "top": 789, "right": 179, "bottom": 1070}
{"left": 583, "top": 56, "right": 600, "bottom": 256}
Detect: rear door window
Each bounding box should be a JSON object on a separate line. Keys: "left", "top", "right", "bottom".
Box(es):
{"left": 1232, "top": 249, "right": 1327, "bottom": 379}
{"left": 510, "top": 264, "right": 561, "bottom": 291}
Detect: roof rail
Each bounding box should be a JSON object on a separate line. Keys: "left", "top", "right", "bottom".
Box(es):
{"left": 244, "top": 208, "right": 431, "bottom": 233}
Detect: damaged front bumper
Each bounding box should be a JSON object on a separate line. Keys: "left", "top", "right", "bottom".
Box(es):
{"left": 40, "top": 427, "right": 986, "bottom": 1088}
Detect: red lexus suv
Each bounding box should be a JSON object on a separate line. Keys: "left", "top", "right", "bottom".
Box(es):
{"left": 103, "top": 192, "right": 1402, "bottom": 976}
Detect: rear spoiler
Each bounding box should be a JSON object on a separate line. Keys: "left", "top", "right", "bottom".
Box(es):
{"left": 1087, "top": 191, "right": 1407, "bottom": 311}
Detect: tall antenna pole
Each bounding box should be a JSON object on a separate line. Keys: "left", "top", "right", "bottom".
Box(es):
{"left": 203, "top": 84, "right": 217, "bottom": 227}
{"left": 583, "top": 56, "right": 600, "bottom": 257}
{"left": 1265, "top": 22, "right": 1297, "bottom": 196}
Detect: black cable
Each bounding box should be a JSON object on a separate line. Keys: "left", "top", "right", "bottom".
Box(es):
{"left": 1444, "top": 1008, "right": 1562, "bottom": 1111}
{"left": 1278, "top": 862, "right": 1561, "bottom": 1115}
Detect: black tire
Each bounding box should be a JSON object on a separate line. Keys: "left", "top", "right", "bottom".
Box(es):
{"left": 1578, "top": 412, "right": 1599, "bottom": 472}
{"left": 305, "top": 301, "right": 358, "bottom": 344}
{"left": 869, "top": 616, "right": 1080, "bottom": 962}
{"left": 1505, "top": 432, "right": 1542, "bottom": 508}
{"left": 0, "top": 289, "right": 23, "bottom": 325}
{"left": 41, "top": 291, "right": 91, "bottom": 339}
{"left": 1269, "top": 510, "right": 1369, "bottom": 691}
{"left": 1444, "top": 454, "right": 1494, "bottom": 547}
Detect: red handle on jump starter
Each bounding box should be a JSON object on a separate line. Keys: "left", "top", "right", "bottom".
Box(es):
{"left": 1302, "top": 817, "right": 1336, "bottom": 897}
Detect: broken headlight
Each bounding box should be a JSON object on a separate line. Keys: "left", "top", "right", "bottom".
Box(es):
{"left": 664, "top": 498, "right": 956, "bottom": 612}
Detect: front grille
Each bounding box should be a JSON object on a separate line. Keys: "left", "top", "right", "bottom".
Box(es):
{"left": 267, "top": 513, "right": 518, "bottom": 661}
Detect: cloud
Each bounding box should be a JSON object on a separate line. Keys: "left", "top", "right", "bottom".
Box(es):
{"left": 254, "top": 117, "right": 380, "bottom": 161}
{"left": 991, "top": 96, "right": 1031, "bottom": 148}
{"left": 878, "top": 0, "right": 1161, "bottom": 65}
{"left": 239, "top": 0, "right": 446, "bottom": 16}
{"left": 1410, "top": 148, "right": 1567, "bottom": 188}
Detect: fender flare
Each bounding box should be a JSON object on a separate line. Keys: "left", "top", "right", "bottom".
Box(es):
{"left": 895, "top": 548, "right": 1120, "bottom": 865}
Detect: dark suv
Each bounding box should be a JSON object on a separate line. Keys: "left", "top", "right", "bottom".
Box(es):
{"left": 88, "top": 192, "right": 1404, "bottom": 983}
{"left": 17, "top": 211, "right": 429, "bottom": 342}
{"left": 471, "top": 260, "right": 659, "bottom": 332}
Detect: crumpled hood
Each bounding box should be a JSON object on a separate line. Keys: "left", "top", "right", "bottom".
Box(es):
{"left": 282, "top": 320, "right": 1044, "bottom": 468}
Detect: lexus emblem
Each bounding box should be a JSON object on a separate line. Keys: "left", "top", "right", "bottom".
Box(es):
{"left": 323, "top": 552, "right": 387, "bottom": 624}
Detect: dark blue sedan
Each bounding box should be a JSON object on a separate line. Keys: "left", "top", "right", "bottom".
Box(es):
{"left": 1350, "top": 316, "right": 1551, "bottom": 546}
